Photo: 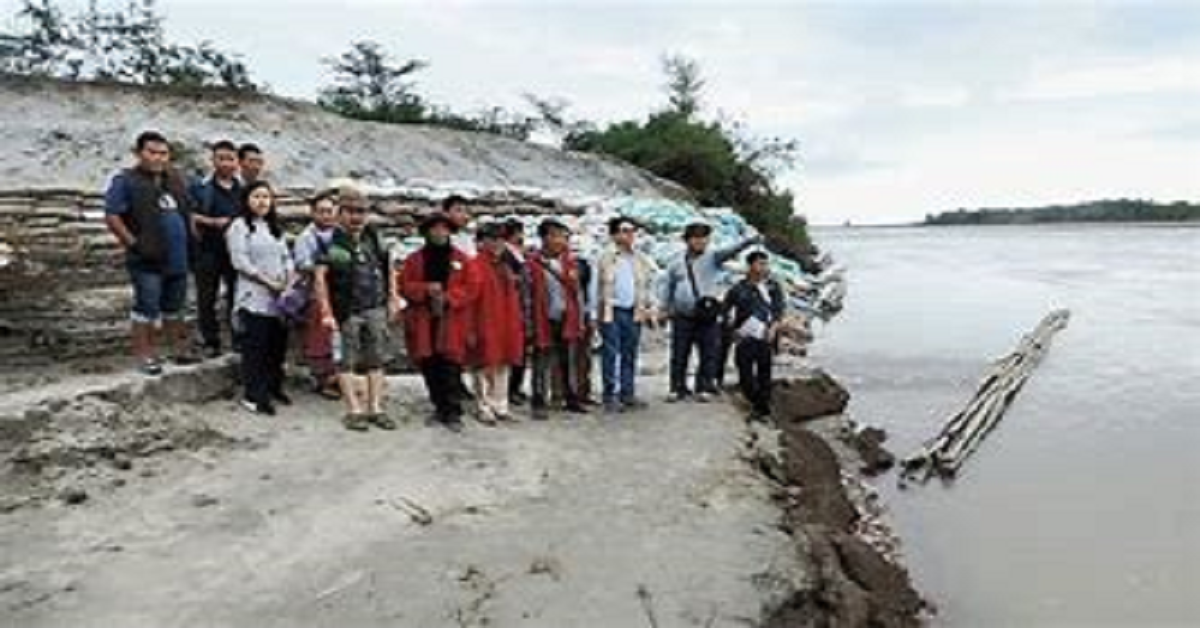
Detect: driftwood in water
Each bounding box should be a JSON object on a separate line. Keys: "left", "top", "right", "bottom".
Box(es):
{"left": 901, "top": 309, "right": 1071, "bottom": 483}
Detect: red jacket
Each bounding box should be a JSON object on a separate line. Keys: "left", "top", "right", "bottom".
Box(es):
{"left": 401, "top": 246, "right": 479, "bottom": 364}
{"left": 471, "top": 248, "right": 525, "bottom": 367}
{"left": 526, "top": 249, "right": 584, "bottom": 350}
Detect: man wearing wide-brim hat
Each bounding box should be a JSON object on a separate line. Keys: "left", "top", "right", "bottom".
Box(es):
{"left": 659, "top": 218, "right": 762, "bottom": 403}
{"left": 398, "top": 211, "right": 479, "bottom": 432}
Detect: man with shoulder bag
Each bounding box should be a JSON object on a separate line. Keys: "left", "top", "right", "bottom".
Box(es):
{"left": 660, "top": 221, "right": 761, "bottom": 403}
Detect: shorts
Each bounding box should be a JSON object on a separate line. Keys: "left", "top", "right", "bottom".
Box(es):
{"left": 339, "top": 307, "right": 389, "bottom": 373}
{"left": 128, "top": 265, "right": 188, "bottom": 324}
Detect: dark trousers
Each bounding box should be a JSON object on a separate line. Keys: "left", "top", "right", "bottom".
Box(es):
{"left": 509, "top": 363, "right": 526, "bottom": 398}
{"left": 576, "top": 325, "right": 595, "bottom": 402}
{"left": 194, "top": 257, "right": 236, "bottom": 351}
{"left": 735, "top": 337, "right": 774, "bottom": 416}
{"left": 600, "top": 308, "right": 641, "bottom": 403}
{"left": 239, "top": 310, "right": 288, "bottom": 405}
{"left": 419, "top": 354, "right": 464, "bottom": 421}
{"left": 532, "top": 321, "right": 580, "bottom": 407}
{"left": 669, "top": 314, "right": 721, "bottom": 395}
{"left": 716, "top": 324, "right": 736, "bottom": 388}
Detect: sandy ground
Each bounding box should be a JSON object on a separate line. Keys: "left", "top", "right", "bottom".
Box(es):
{"left": 0, "top": 356, "right": 805, "bottom": 627}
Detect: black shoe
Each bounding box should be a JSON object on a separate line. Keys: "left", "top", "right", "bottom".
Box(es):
{"left": 272, "top": 391, "right": 293, "bottom": 406}
{"left": 621, "top": 397, "right": 648, "bottom": 412}
{"left": 509, "top": 391, "right": 529, "bottom": 407}
{"left": 531, "top": 405, "right": 550, "bottom": 421}
{"left": 444, "top": 418, "right": 465, "bottom": 433}
{"left": 203, "top": 345, "right": 222, "bottom": 359}
{"left": 565, "top": 403, "right": 589, "bottom": 415}
{"left": 242, "top": 398, "right": 276, "bottom": 416}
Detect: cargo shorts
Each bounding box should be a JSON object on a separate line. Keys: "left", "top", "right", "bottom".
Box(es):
{"left": 339, "top": 307, "right": 389, "bottom": 374}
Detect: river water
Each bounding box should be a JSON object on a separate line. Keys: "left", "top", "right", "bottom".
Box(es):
{"left": 810, "top": 224, "right": 1200, "bottom": 626}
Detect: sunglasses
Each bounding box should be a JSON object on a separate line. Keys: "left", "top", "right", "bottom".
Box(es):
{"left": 342, "top": 206, "right": 367, "bottom": 215}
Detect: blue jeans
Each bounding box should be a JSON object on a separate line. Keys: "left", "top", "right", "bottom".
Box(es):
{"left": 128, "top": 264, "right": 188, "bottom": 324}
{"left": 600, "top": 307, "right": 641, "bottom": 402}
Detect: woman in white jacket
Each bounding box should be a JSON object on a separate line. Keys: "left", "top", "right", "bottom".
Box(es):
{"left": 227, "top": 180, "right": 294, "bottom": 415}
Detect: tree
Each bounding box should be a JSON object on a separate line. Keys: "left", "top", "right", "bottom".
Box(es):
{"left": 567, "top": 55, "right": 810, "bottom": 257}
{"left": 0, "top": 0, "right": 258, "bottom": 91}
{"left": 662, "top": 53, "right": 704, "bottom": 119}
{"left": 317, "top": 41, "right": 428, "bottom": 123}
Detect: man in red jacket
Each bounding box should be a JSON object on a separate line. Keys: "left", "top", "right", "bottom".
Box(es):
{"left": 470, "top": 222, "right": 524, "bottom": 424}
{"left": 400, "top": 213, "right": 479, "bottom": 432}
{"left": 526, "top": 218, "right": 589, "bottom": 420}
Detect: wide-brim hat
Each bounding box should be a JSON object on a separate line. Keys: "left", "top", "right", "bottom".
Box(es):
{"left": 419, "top": 211, "right": 457, "bottom": 235}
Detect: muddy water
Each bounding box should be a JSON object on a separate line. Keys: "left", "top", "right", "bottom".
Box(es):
{"left": 812, "top": 224, "right": 1200, "bottom": 626}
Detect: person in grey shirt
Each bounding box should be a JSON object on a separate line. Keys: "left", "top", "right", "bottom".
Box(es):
{"left": 226, "top": 180, "right": 294, "bottom": 415}
{"left": 660, "top": 221, "right": 761, "bottom": 402}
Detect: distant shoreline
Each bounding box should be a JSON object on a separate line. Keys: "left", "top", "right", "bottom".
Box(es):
{"left": 922, "top": 199, "right": 1200, "bottom": 226}
{"left": 810, "top": 220, "right": 1200, "bottom": 230}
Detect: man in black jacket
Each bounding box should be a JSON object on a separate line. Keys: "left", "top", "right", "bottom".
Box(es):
{"left": 724, "top": 251, "right": 786, "bottom": 421}
{"left": 188, "top": 140, "right": 242, "bottom": 357}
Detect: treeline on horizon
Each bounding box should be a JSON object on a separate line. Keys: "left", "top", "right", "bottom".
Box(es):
{"left": 924, "top": 199, "right": 1200, "bottom": 226}
{"left": 0, "top": 0, "right": 811, "bottom": 257}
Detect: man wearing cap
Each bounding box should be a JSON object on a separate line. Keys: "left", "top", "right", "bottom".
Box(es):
{"left": 526, "top": 218, "right": 588, "bottom": 420}
{"left": 401, "top": 212, "right": 480, "bottom": 432}
{"left": 661, "top": 221, "right": 762, "bottom": 402}
{"left": 589, "top": 216, "right": 660, "bottom": 414}
{"left": 314, "top": 189, "right": 395, "bottom": 432}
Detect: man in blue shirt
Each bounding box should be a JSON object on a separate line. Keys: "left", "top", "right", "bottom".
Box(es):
{"left": 103, "top": 131, "right": 196, "bottom": 375}
{"left": 189, "top": 140, "right": 242, "bottom": 356}
{"left": 589, "top": 217, "right": 661, "bottom": 414}
{"left": 661, "top": 221, "right": 761, "bottom": 402}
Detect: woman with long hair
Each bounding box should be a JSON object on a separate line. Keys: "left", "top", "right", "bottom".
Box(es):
{"left": 226, "top": 180, "right": 294, "bottom": 415}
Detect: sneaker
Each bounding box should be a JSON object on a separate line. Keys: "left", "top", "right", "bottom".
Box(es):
{"left": 138, "top": 359, "right": 163, "bottom": 377}
{"left": 475, "top": 410, "right": 498, "bottom": 427}
{"left": 495, "top": 412, "right": 518, "bottom": 424}
{"left": 695, "top": 392, "right": 712, "bottom": 404}
{"left": 666, "top": 390, "right": 690, "bottom": 403}
{"left": 367, "top": 413, "right": 397, "bottom": 430}
{"left": 343, "top": 414, "right": 370, "bottom": 431}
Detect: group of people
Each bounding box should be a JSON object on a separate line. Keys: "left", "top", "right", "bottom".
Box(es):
{"left": 104, "top": 131, "right": 791, "bottom": 432}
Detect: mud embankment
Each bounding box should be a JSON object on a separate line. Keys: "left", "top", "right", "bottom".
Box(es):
{"left": 759, "top": 369, "right": 926, "bottom": 627}
{"left": 0, "top": 360, "right": 252, "bottom": 512}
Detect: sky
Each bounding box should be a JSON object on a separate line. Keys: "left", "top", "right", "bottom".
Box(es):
{"left": 6, "top": 0, "right": 1199, "bottom": 225}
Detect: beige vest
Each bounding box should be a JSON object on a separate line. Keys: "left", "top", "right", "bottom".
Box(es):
{"left": 597, "top": 247, "right": 657, "bottom": 324}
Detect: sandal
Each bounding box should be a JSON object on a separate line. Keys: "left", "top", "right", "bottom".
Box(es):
{"left": 367, "top": 412, "right": 397, "bottom": 430}
{"left": 342, "top": 413, "right": 369, "bottom": 432}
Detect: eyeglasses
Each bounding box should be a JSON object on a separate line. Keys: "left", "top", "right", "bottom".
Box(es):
{"left": 618, "top": 227, "right": 637, "bottom": 234}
